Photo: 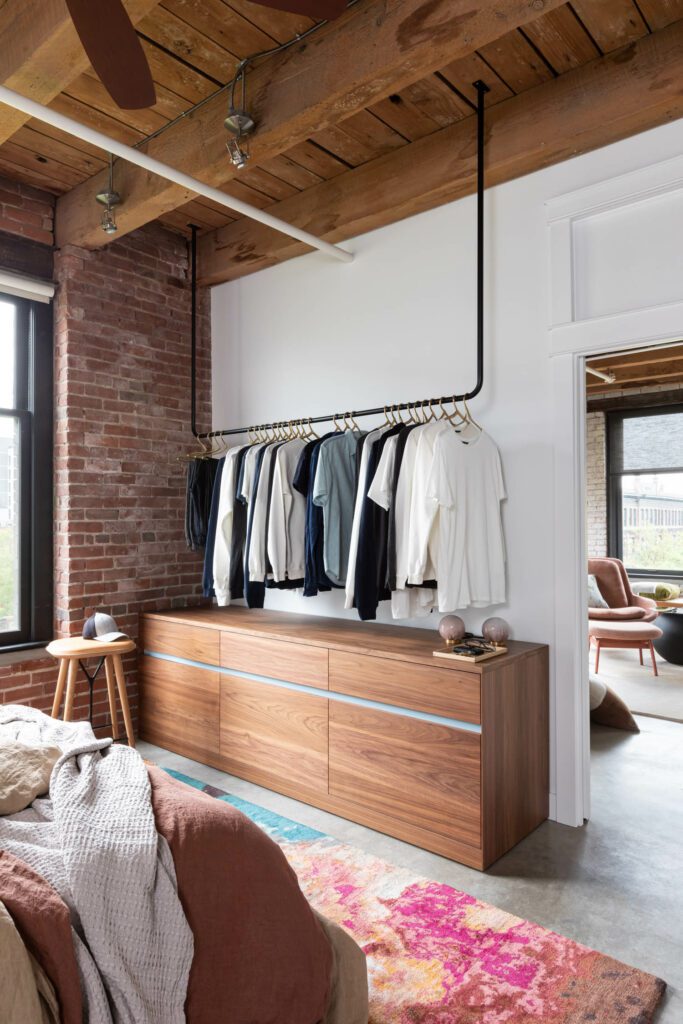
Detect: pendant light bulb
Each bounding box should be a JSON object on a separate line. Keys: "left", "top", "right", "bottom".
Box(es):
{"left": 95, "top": 154, "right": 122, "bottom": 234}
{"left": 225, "top": 62, "right": 255, "bottom": 170}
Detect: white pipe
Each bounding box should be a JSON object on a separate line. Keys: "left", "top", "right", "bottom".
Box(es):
{"left": 586, "top": 366, "right": 616, "bottom": 384}
{"left": 0, "top": 84, "right": 354, "bottom": 264}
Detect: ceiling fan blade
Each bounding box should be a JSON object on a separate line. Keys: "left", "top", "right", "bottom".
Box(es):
{"left": 65, "top": 0, "right": 156, "bottom": 110}
{"left": 248, "top": 0, "right": 348, "bottom": 19}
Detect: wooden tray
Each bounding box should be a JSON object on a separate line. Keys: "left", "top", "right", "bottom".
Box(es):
{"left": 433, "top": 645, "right": 508, "bottom": 664}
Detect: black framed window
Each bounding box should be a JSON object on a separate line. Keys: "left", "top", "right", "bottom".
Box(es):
{"left": 0, "top": 293, "right": 52, "bottom": 648}
{"left": 607, "top": 405, "right": 683, "bottom": 579}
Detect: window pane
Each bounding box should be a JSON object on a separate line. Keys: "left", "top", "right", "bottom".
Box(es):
{"left": 0, "top": 416, "right": 19, "bottom": 632}
{"left": 622, "top": 472, "right": 683, "bottom": 572}
{"left": 615, "top": 411, "right": 683, "bottom": 472}
{"left": 0, "top": 301, "right": 15, "bottom": 409}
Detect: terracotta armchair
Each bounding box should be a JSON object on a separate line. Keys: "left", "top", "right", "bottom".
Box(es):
{"left": 588, "top": 557, "right": 658, "bottom": 623}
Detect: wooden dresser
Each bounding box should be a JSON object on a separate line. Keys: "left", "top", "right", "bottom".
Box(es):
{"left": 139, "top": 607, "right": 549, "bottom": 870}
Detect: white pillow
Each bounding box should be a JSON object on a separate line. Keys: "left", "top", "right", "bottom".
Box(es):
{"left": 0, "top": 741, "right": 60, "bottom": 816}
{"left": 588, "top": 574, "right": 609, "bottom": 609}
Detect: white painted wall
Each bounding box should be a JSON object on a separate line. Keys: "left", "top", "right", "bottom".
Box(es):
{"left": 211, "top": 117, "right": 683, "bottom": 816}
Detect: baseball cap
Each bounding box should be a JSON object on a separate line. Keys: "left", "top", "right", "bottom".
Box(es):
{"left": 82, "top": 612, "right": 128, "bottom": 643}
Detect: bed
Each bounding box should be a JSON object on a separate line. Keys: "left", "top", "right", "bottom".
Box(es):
{"left": 0, "top": 705, "right": 368, "bottom": 1024}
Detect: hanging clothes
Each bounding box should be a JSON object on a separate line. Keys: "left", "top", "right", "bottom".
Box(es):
{"left": 353, "top": 423, "right": 403, "bottom": 620}
{"left": 268, "top": 438, "right": 307, "bottom": 584}
{"left": 240, "top": 443, "right": 268, "bottom": 609}
{"left": 247, "top": 442, "right": 282, "bottom": 588}
{"left": 212, "top": 445, "right": 248, "bottom": 606}
{"left": 293, "top": 432, "right": 338, "bottom": 597}
{"left": 185, "top": 457, "right": 218, "bottom": 551}
{"left": 344, "top": 424, "right": 391, "bottom": 612}
{"left": 202, "top": 455, "right": 225, "bottom": 597}
{"left": 425, "top": 428, "right": 506, "bottom": 610}
{"left": 312, "top": 431, "right": 365, "bottom": 587}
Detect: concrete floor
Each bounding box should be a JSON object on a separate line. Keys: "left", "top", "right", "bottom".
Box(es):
{"left": 139, "top": 714, "right": 682, "bottom": 1022}
{"left": 592, "top": 647, "right": 683, "bottom": 723}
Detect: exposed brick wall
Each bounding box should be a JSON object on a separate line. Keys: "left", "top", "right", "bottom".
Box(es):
{"left": 0, "top": 175, "right": 54, "bottom": 245}
{"left": 0, "top": 181, "right": 211, "bottom": 736}
{"left": 586, "top": 411, "right": 607, "bottom": 558}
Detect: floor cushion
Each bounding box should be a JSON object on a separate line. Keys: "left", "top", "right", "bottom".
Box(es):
{"left": 589, "top": 674, "right": 640, "bottom": 733}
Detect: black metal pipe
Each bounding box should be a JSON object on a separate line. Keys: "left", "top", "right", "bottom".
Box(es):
{"left": 196, "top": 82, "right": 488, "bottom": 440}
{"left": 190, "top": 224, "right": 199, "bottom": 438}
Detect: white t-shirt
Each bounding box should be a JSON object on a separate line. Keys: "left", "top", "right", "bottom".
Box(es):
{"left": 426, "top": 428, "right": 506, "bottom": 611}
{"left": 267, "top": 438, "right": 306, "bottom": 582}
{"left": 367, "top": 434, "right": 399, "bottom": 511}
{"left": 406, "top": 420, "right": 450, "bottom": 585}
{"left": 212, "top": 446, "right": 243, "bottom": 606}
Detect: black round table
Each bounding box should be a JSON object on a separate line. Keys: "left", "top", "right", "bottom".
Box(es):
{"left": 653, "top": 611, "right": 683, "bottom": 666}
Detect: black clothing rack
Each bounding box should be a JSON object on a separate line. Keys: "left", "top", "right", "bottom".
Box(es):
{"left": 190, "top": 80, "right": 490, "bottom": 441}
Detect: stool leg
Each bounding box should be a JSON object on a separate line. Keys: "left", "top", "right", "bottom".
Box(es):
{"left": 112, "top": 653, "right": 135, "bottom": 748}
{"left": 63, "top": 660, "right": 78, "bottom": 722}
{"left": 104, "top": 658, "right": 119, "bottom": 740}
{"left": 51, "top": 659, "right": 68, "bottom": 718}
{"left": 639, "top": 646, "right": 644, "bottom": 666}
{"left": 594, "top": 640, "right": 601, "bottom": 674}
{"left": 649, "top": 641, "right": 658, "bottom": 677}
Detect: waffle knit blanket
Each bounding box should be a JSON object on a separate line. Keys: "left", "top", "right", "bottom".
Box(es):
{"left": 0, "top": 705, "right": 193, "bottom": 1024}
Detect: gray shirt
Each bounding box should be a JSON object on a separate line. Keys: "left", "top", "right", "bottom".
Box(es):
{"left": 312, "top": 431, "right": 364, "bottom": 586}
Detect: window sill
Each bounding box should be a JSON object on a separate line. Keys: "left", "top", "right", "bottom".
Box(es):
{"left": 0, "top": 643, "right": 50, "bottom": 667}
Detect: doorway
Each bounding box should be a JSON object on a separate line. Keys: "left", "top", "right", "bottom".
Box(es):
{"left": 585, "top": 342, "right": 683, "bottom": 727}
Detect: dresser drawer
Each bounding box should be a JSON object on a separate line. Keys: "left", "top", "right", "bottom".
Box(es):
{"left": 143, "top": 617, "right": 219, "bottom": 666}
{"left": 140, "top": 655, "right": 219, "bottom": 760}
{"left": 220, "top": 674, "right": 328, "bottom": 796}
{"left": 220, "top": 632, "right": 328, "bottom": 689}
{"left": 329, "top": 704, "right": 481, "bottom": 849}
{"left": 329, "top": 650, "right": 480, "bottom": 724}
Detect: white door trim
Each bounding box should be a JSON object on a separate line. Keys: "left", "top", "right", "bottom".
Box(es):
{"left": 546, "top": 155, "right": 683, "bottom": 826}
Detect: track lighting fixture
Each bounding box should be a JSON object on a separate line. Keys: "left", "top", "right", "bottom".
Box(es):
{"left": 95, "top": 154, "right": 121, "bottom": 234}
{"left": 225, "top": 61, "right": 255, "bottom": 169}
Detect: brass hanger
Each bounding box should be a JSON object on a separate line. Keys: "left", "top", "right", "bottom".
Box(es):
{"left": 463, "top": 398, "right": 482, "bottom": 430}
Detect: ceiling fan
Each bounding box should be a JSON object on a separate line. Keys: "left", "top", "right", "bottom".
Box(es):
{"left": 65, "top": 0, "right": 348, "bottom": 112}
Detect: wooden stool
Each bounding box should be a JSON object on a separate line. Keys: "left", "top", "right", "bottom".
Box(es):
{"left": 47, "top": 637, "right": 136, "bottom": 747}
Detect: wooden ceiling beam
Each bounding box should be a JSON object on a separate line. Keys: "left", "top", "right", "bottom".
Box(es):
{"left": 197, "top": 20, "right": 683, "bottom": 286}
{"left": 54, "top": 0, "right": 567, "bottom": 249}
{"left": 0, "top": 0, "right": 161, "bottom": 146}
{"left": 587, "top": 344, "right": 683, "bottom": 372}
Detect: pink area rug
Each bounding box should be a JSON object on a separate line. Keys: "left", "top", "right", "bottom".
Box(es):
{"left": 169, "top": 770, "right": 666, "bottom": 1023}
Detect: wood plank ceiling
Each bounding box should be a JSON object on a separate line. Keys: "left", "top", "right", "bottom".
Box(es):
{"left": 587, "top": 343, "right": 683, "bottom": 395}
{"left": 1, "top": 0, "right": 681, "bottom": 278}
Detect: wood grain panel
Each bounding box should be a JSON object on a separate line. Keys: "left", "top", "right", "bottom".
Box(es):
{"left": 570, "top": 0, "right": 648, "bottom": 53}
{"left": 220, "top": 674, "right": 328, "bottom": 795}
{"left": 637, "top": 0, "right": 683, "bottom": 30}
{"left": 522, "top": 6, "right": 600, "bottom": 73}
{"left": 139, "top": 654, "right": 219, "bottom": 760}
{"left": 478, "top": 29, "right": 555, "bottom": 93}
{"left": 329, "top": 650, "right": 480, "bottom": 724}
{"left": 146, "top": 606, "right": 542, "bottom": 673}
{"left": 143, "top": 617, "right": 219, "bottom": 664}
{"left": 481, "top": 648, "right": 549, "bottom": 865}
{"left": 220, "top": 631, "right": 328, "bottom": 689}
{"left": 330, "top": 704, "right": 481, "bottom": 849}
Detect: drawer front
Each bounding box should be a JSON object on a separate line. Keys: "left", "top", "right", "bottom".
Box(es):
{"left": 140, "top": 655, "right": 219, "bottom": 760}
{"left": 143, "top": 617, "right": 219, "bottom": 666}
{"left": 329, "top": 704, "right": 481, "bottom": 849}
{"left": 220, "top": 632, "right": 328, "bottom": 690}
{"left": 329, "top": 650, "right": 480, "bottom": 725}
{"left": 220, "top": 675, "right": 328, "bottom": 795}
